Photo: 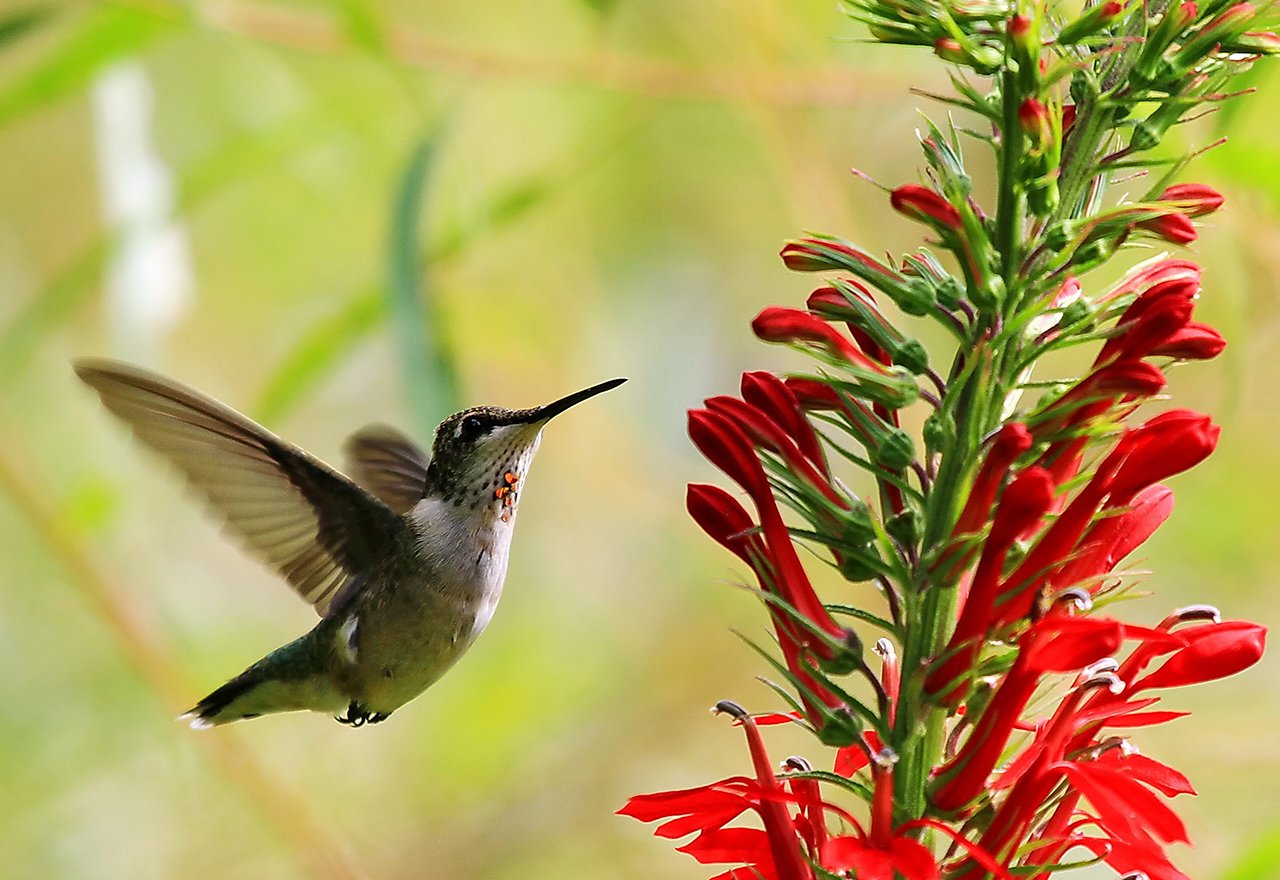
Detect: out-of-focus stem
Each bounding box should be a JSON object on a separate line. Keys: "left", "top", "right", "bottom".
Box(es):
{"left": 117, "top": 0, "right": 905, "bottom": 109}
{"left": 0, "top": 445, "right": 367, "bottom": 880}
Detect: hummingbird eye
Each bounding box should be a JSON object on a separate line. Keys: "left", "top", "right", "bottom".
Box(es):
{"left": 458, "top": 414, "right": 489, "bottom": 442}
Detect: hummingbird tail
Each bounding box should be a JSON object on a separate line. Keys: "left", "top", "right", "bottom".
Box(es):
{"left": 180, "top": 671, "right": 268, "bottom": 728}
{"left": 181, "top": 665, "right": 347, "bottom": 728}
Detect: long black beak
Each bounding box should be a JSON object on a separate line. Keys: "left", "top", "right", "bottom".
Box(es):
{"left": 523, "top": 377, "right": 627, "bottom": 423}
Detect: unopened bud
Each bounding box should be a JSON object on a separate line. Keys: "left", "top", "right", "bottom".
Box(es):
{"left": 886, "top": 508, "right": 921, "bottom": 546}
{"left": 1060, "top": 297, "right": 1096, "bottom": 331}
{"left": 893, "top": 339, "right": 930, "bottom": 375}
{"left": 875, "top": 428, "right": 917, "bottom": 470}
{"left": 839, "top": 553, "right": 883, "bottom": 582}
{"left": 816, "top": 706, "right": 863, "bottom": 747}
{"left": 923, "top": 409, "right": 955, "bottom": 453}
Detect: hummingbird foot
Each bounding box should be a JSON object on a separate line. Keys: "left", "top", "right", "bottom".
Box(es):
{"left": 334, "top": 703, "right": 392, "bottom": 727}
{"left": 335, "top": 702, "right": 372, "bottom": 727}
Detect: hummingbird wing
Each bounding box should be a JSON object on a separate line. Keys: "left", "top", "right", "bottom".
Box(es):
{"left": 74, "top": 358, "right": 409, "bottom": 618}
{"left": 343, "top": 425, "right": 429, "bottom": 515}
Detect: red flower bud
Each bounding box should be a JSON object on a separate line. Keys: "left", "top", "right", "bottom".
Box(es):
{"left": 741, "top": 371, "right": 827, "bottom": 471}
{"left": 934, "top": 36, "right": 967, "bottom": 65}
{"left": 688, "top": 409, "right": 770, "bottom": 500}
{"left": 1105, "top": 258, "right": 1200, "bottom": 306}
{"left": 1091, "top": 360, "right": 1168, "bottom": 397}
{"left": 1108, "top": 410, "right": 1219, "bottom": 502}
{"left": 1138, "top": 211, "right": 1198, "bottom": 244}
{"left": 890, "top": 184, "right": 963, "bottom": 231}
{"left": 1151, "top": 321, "right": 1226, "bottom": 360}
{"left": 706, "top": 395, "right": 842, "bottom": 505}
{"left": 779, "top": 237, "right": 896, "bottom": 278}
{"left": 1099, "top": 295, "right": 1193, "bottom": 363}
{"left": 927, "top": 467, "right": 1056, "bottom": 702}
{"left": 1159, "top": 183, "right": 1224, "bottom": 217}
{"left": 936, "top": 424, "right": 1033, "bottom": 582}
{"left": 1018, "top": 98, "right": 1052, "bottom": 148}
{"left": 784, "top": 377, "right": 841, "bottom": 410}
{"left": 687, "top": 483, "right": 761, "bottom": 564}
{"left": 752, "top": 306, "right": 887, "bottom": 373}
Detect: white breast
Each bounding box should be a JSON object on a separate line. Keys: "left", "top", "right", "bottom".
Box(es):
{"left": 409, "top": 496, "right": 515, "bottom": 623}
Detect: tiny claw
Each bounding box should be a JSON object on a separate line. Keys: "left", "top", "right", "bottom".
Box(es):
{"left": 336, "top": 702, "right": 373, "bottom": 727}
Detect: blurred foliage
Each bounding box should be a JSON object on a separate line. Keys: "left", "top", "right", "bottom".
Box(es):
{"left": 0, "top": 1, "right": 1277, "bottom": 879}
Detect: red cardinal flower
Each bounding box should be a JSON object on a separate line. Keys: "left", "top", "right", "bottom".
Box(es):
{"left": 620, "top": 704, "right": 816, "bottom": 880}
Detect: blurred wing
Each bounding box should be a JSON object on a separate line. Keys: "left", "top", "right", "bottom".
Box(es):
{"left": 343, "top": 424, "right": 429, "bottom": 515}
{"left": 75, "top": 358, "right": 408, "bottom": 617}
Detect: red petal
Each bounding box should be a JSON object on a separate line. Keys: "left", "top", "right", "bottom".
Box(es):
{"left": 618, "top": 777, "right": 757, "bottom": 823}
{"left": 1104, "top": 709, "right": 1190, "bottom": 727}
{"left": 1058, "top": 762, "right": 1189, "bottom": 844}
{"left": 1024, "top": 616, "right": 1124, "bottom": 673}
{"left": 822, "top": 836, "right": 894, "bottom": 880}
{"left": 678, "top": 827, "right": 773, "bottom": 864}
{"left": 890, "top": 837, "right": 940, "bottom": 880}
{"left": 1099, "top": 751, "right": 1196, "bottom": 797}
{"left": 1134, "top": 620, "right": 1267, "bottom": 690}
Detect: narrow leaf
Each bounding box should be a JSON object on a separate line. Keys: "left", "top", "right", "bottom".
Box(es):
{"left": 387, "top": 133, "right": 460, "bottom": 436}
{"left": 0, "top": 4, "right": 174, "bottom": 127}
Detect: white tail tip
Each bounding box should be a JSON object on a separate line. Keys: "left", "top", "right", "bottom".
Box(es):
{"left": 178, "top": 711, "right": 214, "bottom": 730}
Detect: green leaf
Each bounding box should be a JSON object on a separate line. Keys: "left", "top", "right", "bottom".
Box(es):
{"left": 387, "top": 133, "right": 460, "bottom": 436}
{"left": 252, "top": 291, "right": 386, "bottom": 424}
{"left": 0, "top": 5, "right": 55, "bottom": 51}
{"left": 0, "top": 4, "right": 176, "bottom": 127}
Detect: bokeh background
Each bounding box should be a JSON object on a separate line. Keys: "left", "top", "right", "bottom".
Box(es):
{"left": 2, "top": 2, "right": 1278, "bottom": 878}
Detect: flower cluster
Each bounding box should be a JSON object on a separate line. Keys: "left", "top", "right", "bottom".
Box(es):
{"left": 622, "top": 3, "right": 1273, "bottom": 879}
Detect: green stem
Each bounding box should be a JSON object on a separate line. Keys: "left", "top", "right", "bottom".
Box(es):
{"left": 994, "top": 69, "right": 1025, "bottom": 297}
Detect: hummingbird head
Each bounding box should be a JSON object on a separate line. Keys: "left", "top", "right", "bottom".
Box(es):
{"left": 426, "top": 378, "right": 626, "bottom": 512}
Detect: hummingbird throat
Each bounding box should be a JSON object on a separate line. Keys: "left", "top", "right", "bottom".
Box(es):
{"left": 493, "top": 470, "right": 521, "bottom": 522}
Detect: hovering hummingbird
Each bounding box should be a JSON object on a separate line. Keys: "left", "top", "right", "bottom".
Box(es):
{"left": 75, "top": 359, "right": 625, "bottom": 728}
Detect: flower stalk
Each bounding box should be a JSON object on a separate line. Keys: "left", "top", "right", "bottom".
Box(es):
{"left": 623, "top": 3, "right": 1273, "bottom": 878}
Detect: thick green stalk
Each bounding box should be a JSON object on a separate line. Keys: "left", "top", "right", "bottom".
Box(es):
{"left": 995, "top": 69, "right": 1025, "bottom": 294}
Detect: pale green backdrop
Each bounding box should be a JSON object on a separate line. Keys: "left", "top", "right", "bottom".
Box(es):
{"left": 1, "top": 2, "right": 1278, "bottom": 878}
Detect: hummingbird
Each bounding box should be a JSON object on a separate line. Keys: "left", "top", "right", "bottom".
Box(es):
{"left": 74, "top": 358, "right": 625, "bottom": 728}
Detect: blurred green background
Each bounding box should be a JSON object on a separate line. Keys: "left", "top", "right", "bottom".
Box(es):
{"left": 2, "top": 2, "right": 1278, "bottom": 878}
